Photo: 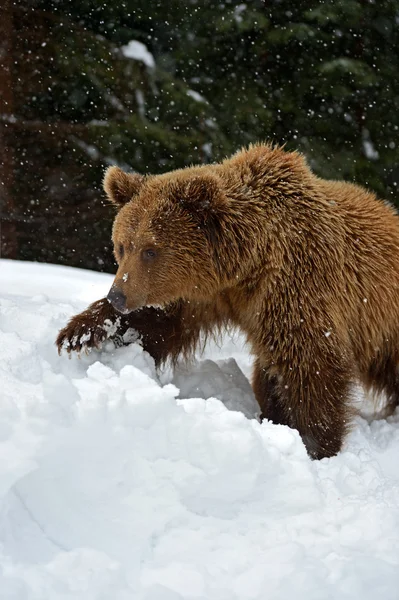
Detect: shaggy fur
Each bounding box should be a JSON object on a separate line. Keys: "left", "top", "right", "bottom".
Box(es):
{"left": 56, "top": 144, "right": 399, "bottom": 459}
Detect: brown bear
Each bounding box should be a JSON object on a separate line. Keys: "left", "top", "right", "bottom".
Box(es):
{"left": 56, "top": 143, "right": 399, "bottom": 459}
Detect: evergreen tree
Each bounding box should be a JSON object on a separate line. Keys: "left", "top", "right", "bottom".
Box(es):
{"left": 1, "top": 0, "right": 398, "bottom": 270}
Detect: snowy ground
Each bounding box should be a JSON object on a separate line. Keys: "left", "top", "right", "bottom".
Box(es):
{"left": 0, "top": 259, "right": 398, "bottom": 600}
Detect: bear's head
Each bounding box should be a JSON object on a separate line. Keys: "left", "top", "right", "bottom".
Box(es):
{"left": 103, "top": 165, "right": 228, "bottom": 314}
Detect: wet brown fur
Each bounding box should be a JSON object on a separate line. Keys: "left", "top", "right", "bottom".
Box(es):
{"left": 57, "top": 144, "right": 399, "bottom": 459}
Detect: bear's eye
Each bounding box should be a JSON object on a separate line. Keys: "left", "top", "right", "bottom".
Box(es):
{"left": 142, "top": 248, "right": 157, "bottom": 261}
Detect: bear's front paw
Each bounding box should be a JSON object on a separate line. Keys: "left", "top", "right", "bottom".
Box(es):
{"left": 56, "top": 315, "right": 118, "bottom": 355}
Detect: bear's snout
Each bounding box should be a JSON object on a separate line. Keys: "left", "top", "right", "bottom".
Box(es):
{"left": 107, "top": 285, "right": 128, "bottom": 313}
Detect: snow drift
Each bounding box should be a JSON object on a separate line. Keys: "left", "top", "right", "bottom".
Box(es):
{"left": 0, "top": 259, "right": 398, "bottom": 599}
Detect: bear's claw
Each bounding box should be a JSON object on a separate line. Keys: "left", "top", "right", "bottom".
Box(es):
{"left": 56, "top": 298, "right": 116, "bottom": 356}
{"left": 56, "top": 321, "right": 107, "bottom": 356}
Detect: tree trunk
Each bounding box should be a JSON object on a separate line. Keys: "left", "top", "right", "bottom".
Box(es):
{"left": 0, "top": 0, "right": 17, "bottom": 259}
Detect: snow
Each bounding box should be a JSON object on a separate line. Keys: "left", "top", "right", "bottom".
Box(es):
{"left": 121, "top": 40, "right": 155, "bottom": 69}
{"left": 234, "top": 4, "right": 247, "bottom": 24}
{"left": 0, "top": 259, "right": 399, "bottom": 599}
{"left": 362, "top": 128, "right": 379, "bottom": 161}
{"left": 186, "top": 90, "right": 207, "bottom": 104}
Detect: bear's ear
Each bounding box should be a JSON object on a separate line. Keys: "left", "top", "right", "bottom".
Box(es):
{"left": 178, "top": 173, "right": 226, "bottom": 220}
{"left": 103, "top": 166, "right": 145, "bottom": 208}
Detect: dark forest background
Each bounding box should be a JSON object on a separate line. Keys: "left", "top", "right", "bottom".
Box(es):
{"left": 1, "top": 0, "right": 398, "bottom": 273}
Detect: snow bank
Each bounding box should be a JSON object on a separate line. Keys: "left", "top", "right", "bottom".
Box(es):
{"left": 0, "top": 259, "right": 398, "bottom": 599}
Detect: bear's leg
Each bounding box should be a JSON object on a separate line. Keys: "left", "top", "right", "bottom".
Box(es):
{"left": 56, "top": 299, "right": 214, "bottom": 367}
{"left": 366, "top": 349, "right": 399, "bottom": 415}
{"left": 252, "top": 363, "right": 287, "bottom": 425}
{"left": 253, "top": 357, "right": 352, "bottom": 459}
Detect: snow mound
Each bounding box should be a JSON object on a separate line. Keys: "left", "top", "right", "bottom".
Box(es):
{"left": 0, "top": 260, "right": 398, "bottom": 599}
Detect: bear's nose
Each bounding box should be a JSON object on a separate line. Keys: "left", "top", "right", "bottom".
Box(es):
{"left": 107, "top": 285, "right": 127, "bottom": 313}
